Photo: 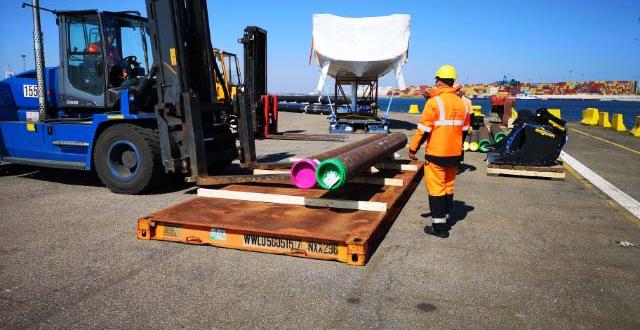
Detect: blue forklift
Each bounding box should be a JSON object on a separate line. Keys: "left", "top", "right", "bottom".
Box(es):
{"left": 0, "top": 0, "right": 269, "bottom": 193}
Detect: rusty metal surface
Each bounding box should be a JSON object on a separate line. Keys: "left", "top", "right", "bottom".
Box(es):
{"left": 197, "top": 173, "right": 291, "bottom": 186}
{"left": 307, "top": 134, "right": 386, "bottom": 160}
{"left": 332, "top": 133, "right": 407, "bottom": 175}
{"left": 245, "top": 135, "right": 387, "bottom": 170}
{"left": 147, "top": 198, "right": 375, "bottom": 242}
{"left": 489, "top": 123, "right": 504, "bottom": 136}
{"left": 478, "top": 126, "right": 491, "bottom": 141}
{"left": 145, "top": 161, "right": 423, "bottom": 243}
{"left": 470, "top": 130, "right": 479, "bottom": 143}
{"left": 245, "top": 161, "right": 293, "bottom": 170}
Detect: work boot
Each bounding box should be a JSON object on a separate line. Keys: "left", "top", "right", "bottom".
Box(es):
{"left": 425, "top": 223, "right": 449, "bottom": 238}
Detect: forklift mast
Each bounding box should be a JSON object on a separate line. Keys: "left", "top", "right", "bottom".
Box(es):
{"left": 240, "top": 27, "right": 267, "bottom": 136}
{"left": 236, "top": 26, "right": 267, "bottom": 163}
{"left": 145, "top": 0, "right": 237, "bottom": 181}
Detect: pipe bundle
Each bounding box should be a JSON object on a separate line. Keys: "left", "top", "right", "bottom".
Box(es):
{"left": 290, "top": 133, "right": 407, "bottom": 190}
{"left": 290, "top": 134, "right": 386, "bottom": 189}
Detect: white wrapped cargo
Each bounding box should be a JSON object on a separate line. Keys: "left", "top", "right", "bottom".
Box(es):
{"left": 312, "top": 14, "right": 410, "bottom": 91}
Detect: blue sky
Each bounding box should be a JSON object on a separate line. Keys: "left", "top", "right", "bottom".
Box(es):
{"left": 0, "top": 0, "right": 638, "bottom": 93}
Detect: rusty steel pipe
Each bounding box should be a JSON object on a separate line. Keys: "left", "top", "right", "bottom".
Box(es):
{"left": 307, "top": 134, "right": 387, "bottom": 160}
{"left": 478, "top": 126, "right": 494, "bottom": 153}
{"left": 197, "top": 173, "right": 291, "bottom": 186}
{"left": 315, "top": 133, "right": 407, "bottom": 190}
{"left": 290, "top": 134, "right": 387, "bottom": 189}
{"left": 489, "top": 123, "right": 507, "bottom": 143}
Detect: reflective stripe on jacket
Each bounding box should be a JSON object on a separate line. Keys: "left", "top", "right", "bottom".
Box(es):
{"left": 409, "top": 87, "right": 470, "bottom": 166}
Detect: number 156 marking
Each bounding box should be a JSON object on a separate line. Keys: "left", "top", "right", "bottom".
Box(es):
{"left": 23, "top": 85, "right": 38, "bottom": 98}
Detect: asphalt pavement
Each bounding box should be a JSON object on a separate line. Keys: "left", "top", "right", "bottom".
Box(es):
{"left": 1, "top": 112, "right": 639, "bottom": 329}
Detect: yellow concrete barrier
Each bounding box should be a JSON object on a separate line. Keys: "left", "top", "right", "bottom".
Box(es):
{"left": 610, "top": 114, "right": 627, "bottom": 132}
{"left": 408, "top": 104, "right": 420, "bottom": 114}
{"left": 547, "top": 108, "right": 561, "bottom": 119}
{"left": 598, "top": 112, "right": 611, "bottom": 128}
{"left": 630, "top": 116, "right": 640, "bottom": 137}
{"left": 472, "top": 105, "right": 482, "bottom": 116}
{"left": 580, "top": 107, "right": 599, "bottom": 125}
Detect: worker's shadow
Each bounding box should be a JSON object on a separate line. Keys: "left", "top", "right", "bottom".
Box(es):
{"left": 457, "top": 163, "right": 476, "bottom": 174}
{"left": 421, "top": 200, "right": 474, "bottom": 229}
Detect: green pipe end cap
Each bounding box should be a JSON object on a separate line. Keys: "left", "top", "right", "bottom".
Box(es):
{"left": 316, "top": 158, "right": 348, "bottom": 190}
{"left": 479, "top": 139, "right": 493, "bottom": 153}
{"left": 493, "top": 132, "right": 507, "bottom": 142}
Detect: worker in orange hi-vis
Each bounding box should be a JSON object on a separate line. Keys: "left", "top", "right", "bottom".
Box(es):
{"left": 454, "top": 83, "right": 473, "bottom": 125}
{"left": 454, "top": 83, "right": 473, "bottom": 165}
{"left": 407, "top": 65, "right": 471, "bottom": 238}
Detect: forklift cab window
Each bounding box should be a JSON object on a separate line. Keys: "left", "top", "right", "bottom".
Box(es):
{"left": 67, "top": 15, "right": 105, "bottom": 96}
{"left": 223, "top": 53, "right": 240, "bottom": 87}
{"left": 103, "top": 16, "right": 151, "bottom": 88}
{"left": 214, "top": 55, "right": 224, "bottom": 82}
{"left": 101, "top": 28, "right": 122, "bottom": 66}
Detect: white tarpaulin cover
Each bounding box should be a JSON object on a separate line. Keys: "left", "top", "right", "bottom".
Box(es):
{"left": 312, "top": 14, "right": 410, "bottom": 82}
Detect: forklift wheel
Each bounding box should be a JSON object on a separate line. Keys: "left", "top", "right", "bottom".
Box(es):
{"left": 94, "top": 124, "right": 162, "bottom": 194}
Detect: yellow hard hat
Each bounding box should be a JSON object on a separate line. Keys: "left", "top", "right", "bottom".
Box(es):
{"left": 435, "top": 64, "right": 457, "bottom": 80}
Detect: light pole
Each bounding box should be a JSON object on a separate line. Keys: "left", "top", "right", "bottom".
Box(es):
{"left": 21, "top": 54, "right": 26, "bottom": 72}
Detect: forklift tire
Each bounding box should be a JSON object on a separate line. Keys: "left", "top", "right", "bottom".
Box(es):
{"left": 93, "top": 124, "right": 163, "bottom": 194}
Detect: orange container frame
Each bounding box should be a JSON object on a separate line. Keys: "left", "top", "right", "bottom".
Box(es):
{"left": 137, "top": 160, "right": 424, "bottom": 266}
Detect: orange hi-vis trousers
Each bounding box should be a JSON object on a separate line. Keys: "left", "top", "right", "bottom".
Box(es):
{"left": 424, "top": 162, "right": 456, "bottom": 196}
{"left": 424, "top": 162, "right": 456, "bottom": 222}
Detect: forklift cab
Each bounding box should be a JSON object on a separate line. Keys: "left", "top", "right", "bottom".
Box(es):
{"left": 213, "top": 49, "right": 241, "bottom": 101}
{"left": 56, "top": 10, "right": 151, "bottom": 110}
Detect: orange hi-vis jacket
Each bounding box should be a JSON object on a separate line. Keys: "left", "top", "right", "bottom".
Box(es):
{"left": 409, "top": 86, "right": 471, "bottom": 166}
{"left": 461, "top": 95, "right": 473, "bottom": 134}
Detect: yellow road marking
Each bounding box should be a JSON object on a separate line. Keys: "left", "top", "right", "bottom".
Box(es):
{"left": 564, "top": 163, "right": 640, "bottom": 229}
{"left": 570, "top": 127, "right": 640, "bottom": 155}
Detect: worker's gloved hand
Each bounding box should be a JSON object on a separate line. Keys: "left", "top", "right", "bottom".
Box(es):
{"left": 407, "top": 150, "right": 418, "bottom": 161}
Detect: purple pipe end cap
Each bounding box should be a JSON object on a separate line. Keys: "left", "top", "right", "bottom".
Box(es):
{"left": 290, "top": 159, "right": 319, "bottom": 189}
